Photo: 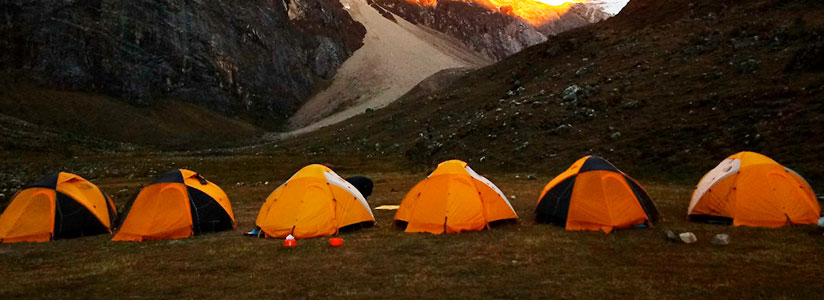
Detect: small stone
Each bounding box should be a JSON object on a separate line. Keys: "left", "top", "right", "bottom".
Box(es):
{"left": 738, "top": 58, "right": 760, "bottom": 74}
{"left": 664, "top": 230, "right": 679, "bottom": 242}
{"left": 679, "top": 232, "right": 697, "bottom": 244}
{"left": 562, "top": 85, "right": 584, "bottom": 102}
{"left": 509, "top": 195, "right": 517, "bottom": 200}
{"left": 553, "top": 124, "right": 571, "bottom": 134}
{"left": 526, "top": 173, "right": 537, "bottom": 180}
{"left": 711, "top": 233, "right": 730, "bottom": 246}
{"left": 609, "top": 132, "right": 621, "bottom": 140}
{"left": 620, "top": 99, "right": 640, "bottom": 109}
{"left": 575, "top": 66, "right": 588, "bottom": 77}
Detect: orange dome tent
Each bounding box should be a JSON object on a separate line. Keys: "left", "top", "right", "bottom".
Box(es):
{"left": 394, "top": 160, "right": 517, "bottom": 234}
{"left": 688, "top": 151, "right": 820, "bottom": 227}
{"left": 255, "top": 164, "right": 375, "bottom": 239}
{"left": 113, "top": 169, "right": 235, "bottom": 241}
{"left": 0, "top": 172, "right": 117, "bottom": 243}
{"left": 535, "top": 156, "right": 659, "bottom": 233}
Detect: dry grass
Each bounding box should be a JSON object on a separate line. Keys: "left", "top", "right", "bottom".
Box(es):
{"left": 0, "top": 152, "right": 822, "bottom": 299}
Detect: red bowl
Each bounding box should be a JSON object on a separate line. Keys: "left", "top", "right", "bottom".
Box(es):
{"left": 283, "top": 239, "right": 297, "bottom": 247}
{"left": 329, "top": 237, "right": 344, "bottom": 247}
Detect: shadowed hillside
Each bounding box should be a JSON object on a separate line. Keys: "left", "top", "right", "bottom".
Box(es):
{"left": 0, "top": 81, "right": 263, "bottom": 154}
{"left": 286, "top": 0, "right": 824, "bottom": 191}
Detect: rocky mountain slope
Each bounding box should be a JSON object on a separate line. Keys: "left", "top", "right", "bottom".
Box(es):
{"left": 287, "top": 0, "right": 824, "bottom": 190}
{"left": 0, "top": 0, "right": 365, "bottom": 128}
{"left": 285, "top": 0, "right": 490, "bottom": 133}
{"left": 534, "top": 2, "right": 614, "bottom": 36}
{"left": 585, "top": 0, "right": 629, "bottom": 15}
{"left": 371, "top": 0, "right": 613, "bottom": 59}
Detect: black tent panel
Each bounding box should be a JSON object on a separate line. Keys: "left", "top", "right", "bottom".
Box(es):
{"left": 394, "top": 220, "right": 409, "bottom": 230}
{"left": 338, "top": 221, "right": 376, "bottom": 233}
{"left": 25, "top": 173, "right": 59, "bottom": 189}
{"left": 579, "top": 156, "right": 620, "bottom": 173}
{"left": 623, "top": 176, "right": 660, "bottom": 224}
{"left": 687, "top": 214, "right": 733, "bottom": 225}
{"left": 114, "top": 190, "right": 141, "bottom": 231}
{"left": 151, "top": 170, "right": 184, "bottom": 184}
{"left": 187, "top": 187, "right": 234, "bottom": 234}
{"left": 535, "top": 175, "right": 576, "bottom": 226}
{"left": 53, "top": 192, "right": 109, "bottom": 239}
{"left": 102, "top": 190, "right": 117, "bottom": 226}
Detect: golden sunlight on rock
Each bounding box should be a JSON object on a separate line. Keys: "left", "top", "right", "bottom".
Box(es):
{"left": 404, "top": 0, "right": 587, "bottom": 26}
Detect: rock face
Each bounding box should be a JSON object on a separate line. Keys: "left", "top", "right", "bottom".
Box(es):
{"left": 372, "top": 0, "right": 612, "bottom": 60}
{"left": 0, "top": 0, "right": 365, "bottom": 128}
{"left": 535, "top": 3, "right": 613, "bottom": 36}
{"left": 372, "top": 0, "right": 546, "bottom": 60}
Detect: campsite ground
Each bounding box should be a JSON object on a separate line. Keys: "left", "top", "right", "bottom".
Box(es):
{"left": 0, "top": 150, "right": 822, "bottom": 299}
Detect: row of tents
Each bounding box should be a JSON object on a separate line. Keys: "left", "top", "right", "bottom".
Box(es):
{"left": 0, "top": 151, "right": 820, "bottom": 242}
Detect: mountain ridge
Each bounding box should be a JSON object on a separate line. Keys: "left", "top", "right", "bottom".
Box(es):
{"left": 284, "top": 0, "right": 824, "bottom": 190}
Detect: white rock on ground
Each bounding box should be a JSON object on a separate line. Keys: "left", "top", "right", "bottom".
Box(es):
{"left": 679, "top": 232, "right": 697, "bottom": 244}
{"left": 711, "top": 233, "right": 730, "bottom": 246}
{"left": 664, "top": 230, "right": 679, "bottom": 242}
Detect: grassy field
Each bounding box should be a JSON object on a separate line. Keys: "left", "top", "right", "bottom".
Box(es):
{"left": 0, "top": 152, "right": 822, "bottom": 299}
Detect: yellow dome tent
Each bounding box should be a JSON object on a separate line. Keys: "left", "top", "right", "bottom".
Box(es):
{"left": 395, "top": 160, "right": 518, "bottom": 234}
{"left": 535, "top": 156, "right": 659, "bottom": 233}
{"left": 689, "top": 151, "right": 820, "bottom": 227}
{"left": 255, "top": 164, "right": 376, "bottom": 239}
{"left": 0, "top": 172, "right": 117, "bottom": 243}
{"left": 113, "top": 169, "right": 235, "bottom": 241}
